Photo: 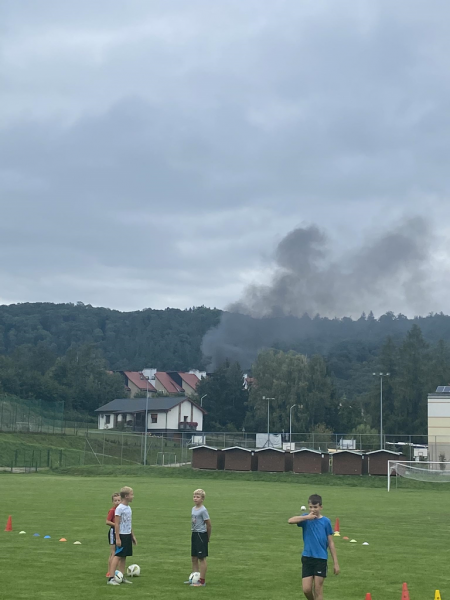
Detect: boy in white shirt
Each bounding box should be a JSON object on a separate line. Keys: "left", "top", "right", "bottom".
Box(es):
{"left": 107, "top": 486, "right": 137, "bottom": 585}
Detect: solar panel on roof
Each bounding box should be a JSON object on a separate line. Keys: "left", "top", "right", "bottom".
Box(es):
{"left": 436, "top": 386, "right": 450, "bottom": 393}
{"left": 437, "top": 386, "right": 445, "bottom": 392}
{"left": 445, "top": 386, "right": 450, "bottom": 393}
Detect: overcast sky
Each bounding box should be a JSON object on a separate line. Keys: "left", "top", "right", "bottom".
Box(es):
{"left": 2, "top": 0, "right": 450, "bottom": 315}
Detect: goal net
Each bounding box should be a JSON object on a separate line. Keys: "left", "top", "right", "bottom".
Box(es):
{"left": 388, "top": 461, "right": 450, "bottom": 491}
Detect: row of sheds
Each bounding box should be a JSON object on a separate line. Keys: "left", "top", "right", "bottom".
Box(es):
{"left": 191, "top": 446, "right": 405, "bottom": 476}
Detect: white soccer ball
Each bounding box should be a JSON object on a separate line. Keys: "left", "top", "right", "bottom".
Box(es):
{"left": 189, "top": 572, "right": 201, "bottom": 584}
{"left": 127, "top": 564, "right": 141, "bottom": 577}
{"left": 114, "top": 570, "right": 124, "bottom": 584}
{"left": 301, "top": 505, "right": 306, "bottom": 511}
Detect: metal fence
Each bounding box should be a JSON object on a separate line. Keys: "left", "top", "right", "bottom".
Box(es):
{"left": 83, "top": 430, "right": 193, "bottom": 466}
{"left": 184, "top": 431, "right": 430, "bottom": 457}
{"left": 1, "top": 428, "right": 446, "bottom": 472}
{"left": 0, "top": 396, "right": 96, "bottom": 435}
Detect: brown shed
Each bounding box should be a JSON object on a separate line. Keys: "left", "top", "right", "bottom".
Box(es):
{"left": 366, "top": 450, "right": 405, "bottom": 476}
{"left": 292, "top": 448, "right": 330, "bottom": 474}
{"left": 222, "top": 446, "right": 255, "bottom": 471}
{"left": 256, "top": 447, "right": 287, "bottom": 472}
{"left": 332, "top": 450, "right": 367, "bottom": 475}
{"left": 191, "top": 445, "right": 223, "bottom": 470}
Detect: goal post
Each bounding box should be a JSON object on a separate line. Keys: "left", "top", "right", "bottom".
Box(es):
{"left": 388, "top": 460, "right": 450, "bottom": 491}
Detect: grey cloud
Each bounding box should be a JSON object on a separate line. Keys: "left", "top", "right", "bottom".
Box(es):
{"left": 1, "top": 1, "right": 450, "bottom": 311}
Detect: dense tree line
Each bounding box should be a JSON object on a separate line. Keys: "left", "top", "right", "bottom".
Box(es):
{"left": 198, "top": 328, "right": 449, "bottom": 435}
{"left": 0, "top": 343, "right": 125, "bottom": 415}
{"left": 0, "top": 303, "right": 449, "bottom": 432}
{"left": 0, "top": 303, "right": 221, "bottom": 370}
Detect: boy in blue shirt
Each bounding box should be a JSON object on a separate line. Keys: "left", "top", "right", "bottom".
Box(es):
{"left": 288, "top": 494, "right": 339, "bottom": 600}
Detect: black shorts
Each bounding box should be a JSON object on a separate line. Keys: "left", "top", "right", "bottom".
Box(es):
{"left": 115, "top": 533, "right": 133, "bottom": 557}
{"left": 301, "top": 556, "right": 328, "bottom": 579}
{"left": 191, "top": 531, "right": 208, "bottom": 558}
{"left": 108, "top": 527, "right": 116, "bottom": 545}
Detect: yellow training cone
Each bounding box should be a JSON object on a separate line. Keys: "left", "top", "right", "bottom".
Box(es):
{"left": 73, "top": 541, "right": 81, "bottom": 545}
{"left": 333, "top": 531, "right": 341, "bottom": 537}
{"left": 435, "top": 591, "right": 441, "bottom": 600}
{"left": 349, "top": 539, "right": 357, "bottom": 543}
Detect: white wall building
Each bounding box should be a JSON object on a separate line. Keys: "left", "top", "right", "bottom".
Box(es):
{"left": 428, "top": 386, "right": 450, "bottom": 462}
{"left": 96, "top": 396, "right": 205, "bottom": 432}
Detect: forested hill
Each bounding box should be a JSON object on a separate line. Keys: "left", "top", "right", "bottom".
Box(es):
{"left": 0, "top": 303, "right": 221, "bottom": 371}
{"left": 1, "top": 302, "right": 450, "bottom": 372}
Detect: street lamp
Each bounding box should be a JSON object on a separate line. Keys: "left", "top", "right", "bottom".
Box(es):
{"left": 262, "top": 396, "right": 275, "bottom": 447}
{"left": 373, "top": 372, "right": 390, "bottom": 450}
{"left": 289, "top": 404, "right": 297, "bottom": 448}
{"left": 144, "top": 377, "right": 150, "bottom": 466}
{"left": 200, "top": 394, "right": 208, "bottom": 408}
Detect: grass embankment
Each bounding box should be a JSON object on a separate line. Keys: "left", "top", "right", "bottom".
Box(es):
{"left": 0, "top": 431, "right": 186, "bottom": 469}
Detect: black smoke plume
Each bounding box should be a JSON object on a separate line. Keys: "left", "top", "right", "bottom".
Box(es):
{"left": 202, "top": 217, "right": 432, "bottom": 369}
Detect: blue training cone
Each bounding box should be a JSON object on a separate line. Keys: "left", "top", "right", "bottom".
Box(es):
{"left": 44, "top": 535, "right": 51, "bottom": 539}
{"left": 33, "top": 533, "right": 40, "bottom": 537}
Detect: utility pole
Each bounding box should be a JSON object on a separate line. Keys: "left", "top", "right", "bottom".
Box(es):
{"left": 373, "top": 372, "right": 390, "bottom": 450}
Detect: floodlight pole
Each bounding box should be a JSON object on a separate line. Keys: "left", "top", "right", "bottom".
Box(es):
{"left": 289, "top": 404, "right": 297, "bottom": 447}
{"left": 263, "top": 396, "right": 275, "bottom": 447}
{"left": 144, "top": 378, "right": 149, "bottom": 465}
{"left": 373, "top": 372, "right": 390, "bottom": 450}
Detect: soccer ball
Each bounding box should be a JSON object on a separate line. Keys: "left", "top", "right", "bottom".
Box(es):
{"left": 127, "top": 564, "right": 141, "bottom": 577}
{"left": 189, "top": 572, "right": 201, "bottom": 584}
{"left": 114, "top": 570, "right": 124, "bottom": 584}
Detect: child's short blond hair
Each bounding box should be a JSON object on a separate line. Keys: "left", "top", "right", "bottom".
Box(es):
{"left": 111, "top": 492, "right": 120, "bottom": 501}
{"left": 193, "top": 488, "right": 205, "bottom": 499}
{"left": 120, "top": 486, "right": 133, "bottom": 499}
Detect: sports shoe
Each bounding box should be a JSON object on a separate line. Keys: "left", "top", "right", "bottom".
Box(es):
{"left": 122, "top": 578, "right": 133, "bottom": 584}
{"left": 107, "top": 579, "right": 120, "bottom": 585}
{"left": 190, "top": 582, "right": 206, "bottom": 587}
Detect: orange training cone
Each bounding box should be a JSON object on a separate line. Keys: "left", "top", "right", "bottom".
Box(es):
{"left": 334, "top": 517, "right": 340, "bottom": 532}
{"left": 401, "top": 582, "right": 410, "bottom": 600}
{"left": 365, "top": 594, "right": 372, "bottom": 600}
{"left": 4, "top": 516, "right": 12, "bottom": 531}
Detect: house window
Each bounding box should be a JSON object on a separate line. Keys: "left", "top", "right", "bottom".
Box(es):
{"left": 151, "top": 414, "right": 158, "bottom": 424}
{"left": 105, "top": 415, "right": 110, "bottom": 425}
{"left": 183, "top": 416, "right": 188, "bottom": 422}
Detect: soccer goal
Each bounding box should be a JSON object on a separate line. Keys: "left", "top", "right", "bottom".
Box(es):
{"left": 156, "top": 452, "right": 177, "bottom": 466}
{"left": 388, "top": 460, "right": 450, "bottom": 491}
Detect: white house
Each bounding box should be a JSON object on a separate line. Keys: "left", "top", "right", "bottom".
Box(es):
{"left": 95, "top": 396, "right": 206, "bottom": 433}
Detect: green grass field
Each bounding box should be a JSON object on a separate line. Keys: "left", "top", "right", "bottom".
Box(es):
{"left": 1, "top": 471, "right": 449, "bottom": 599}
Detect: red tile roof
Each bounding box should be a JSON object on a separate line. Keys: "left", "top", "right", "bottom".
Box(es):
{"left": 179, "top": 372, "right": 200, "bottom": 390}
{"left": 155, "top": 372, "right": 184, "bottom": 394}
{"left": 123, "top": 371, "right": 156, "bottom": 392}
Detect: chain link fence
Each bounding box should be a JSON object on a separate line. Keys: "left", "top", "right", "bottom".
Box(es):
{"left": 0, "top": 427, "right": 444, "bottom": 472}
{"left": 0, "top": 395, "right": 96, "bottom": 435}
{"left": 83, "top": 430, "right": 193, "bottom": 466}
{"left": 184, "top": 431, "right": 430, "bottom": 456}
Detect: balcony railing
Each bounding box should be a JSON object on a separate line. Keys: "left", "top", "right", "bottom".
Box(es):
{"left": 179, "top": 421, "right": 198, "bottom": 431}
